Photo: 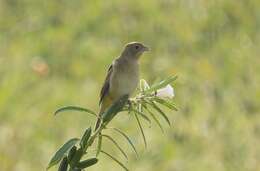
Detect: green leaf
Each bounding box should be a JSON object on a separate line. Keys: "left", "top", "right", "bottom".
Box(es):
{"left": 58, "top": 157, "right": 68, "bottom": 171}
{"left": 96, "top": 133, "right": 102, "bottom": 157}
{"left": 134, "top": 112, "right": 147, "bottom": 148}
{"left": 76, "top": 158, "right": 98, "bottom": 169}
{"left": 80, "top": 127, "right": 92, "bottom": 149}
{"left": 47, "top": 138, "right": 79, "bottom": 170}
{"left": 143, "top": 105, "right": 164, "bottom": 133}
{"left": 149, "top": 101, "right": 171, "bottom": 126}
{"left": 102, "top": 134, "right": 128, "bottom": 160}
{"left": 154, "top": 98, "right": 178, "bottom": 111}
{"left": 67, "top": 146, "right": 77, "bottom": 162}
{"left": 139, "top": 79, "right": 150, "bottom": 92}
{"left": 101, "top": 150, "right": 129, "bottom": 171}
{"left": 102, "top": 95, "right": 129, "bottom": 123}
{"left": 109, "top": 127, "right": 138, "bottom": 157}
{"left": 54, "top": 106, "right": 97, "bottom": 117}
{"left": 70, "top": 148, "right": 84, "bottom": 167}
{"left": 131, "top": 108, "right": 151, "bottom": 125}
{"left": 145, "top": 75, "right": 177, "bottom": 93}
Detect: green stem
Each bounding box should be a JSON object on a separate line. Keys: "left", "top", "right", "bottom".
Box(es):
{"left": 69, "top": 123, "right": 105, "bottom": 170}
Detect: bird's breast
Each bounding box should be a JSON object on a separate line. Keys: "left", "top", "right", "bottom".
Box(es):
{"left": 110, "top": 61, "right": 139, "bottom": 98}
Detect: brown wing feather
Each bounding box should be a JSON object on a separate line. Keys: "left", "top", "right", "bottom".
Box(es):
{"left": 99, "top": 64, "right": 113, "bottom": 105}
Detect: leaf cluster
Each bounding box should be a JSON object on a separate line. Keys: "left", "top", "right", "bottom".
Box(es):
{"left": 47, "top": 76, "right": 177, "bottom": 171}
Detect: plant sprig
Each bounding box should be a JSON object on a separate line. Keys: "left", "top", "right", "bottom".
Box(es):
{"left": 47, "top": 76, "right": 177, "bottom": 171}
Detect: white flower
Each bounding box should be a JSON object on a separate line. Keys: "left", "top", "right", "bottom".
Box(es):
{"left": 156, "top": 84, "right": 175, "bottom": 98}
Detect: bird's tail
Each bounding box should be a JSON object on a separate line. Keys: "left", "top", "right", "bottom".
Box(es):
{"left": 94, "top": 97, "right": 113, "bottom": 131}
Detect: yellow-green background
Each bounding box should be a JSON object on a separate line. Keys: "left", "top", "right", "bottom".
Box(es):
{"left": 0, "top": 0, "right": 259, "bottom": 170}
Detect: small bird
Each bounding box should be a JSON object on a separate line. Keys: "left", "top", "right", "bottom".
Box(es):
{"left": 95, "top": 42, "right": 149, "bottom": 130}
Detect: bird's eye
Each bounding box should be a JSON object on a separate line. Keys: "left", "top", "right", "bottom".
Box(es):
{"left": 135, "top": 45, "right": 139, "bottom": 49}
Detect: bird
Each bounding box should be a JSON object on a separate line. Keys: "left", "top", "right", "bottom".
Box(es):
{"left": 95, "top": 42, "right": 149, "bottom": 130}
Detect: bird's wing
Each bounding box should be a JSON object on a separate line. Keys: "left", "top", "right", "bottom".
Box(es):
{"left": 99, "top": 63, "right": 113, "bottom": 105}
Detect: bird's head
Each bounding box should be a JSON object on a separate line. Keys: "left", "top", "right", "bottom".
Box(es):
{"left": 121, "top": 42, "right": 149, "bottom": 60}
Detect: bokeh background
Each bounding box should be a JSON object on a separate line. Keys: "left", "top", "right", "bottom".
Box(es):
{"left": 0, "top": 0, "right": 260, "bottom": 170}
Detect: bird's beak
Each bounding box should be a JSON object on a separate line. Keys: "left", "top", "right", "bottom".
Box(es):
{"left": 143, "top": 46, "right": 150, "bottom": 52}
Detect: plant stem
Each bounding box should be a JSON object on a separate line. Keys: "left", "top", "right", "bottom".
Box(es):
{"left": 69, "top": 122, "right": 105, "bottom": 170}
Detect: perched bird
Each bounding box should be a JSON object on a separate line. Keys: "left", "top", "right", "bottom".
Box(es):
{"left": 95, "top": 42, "right": 149, "bottom": 130}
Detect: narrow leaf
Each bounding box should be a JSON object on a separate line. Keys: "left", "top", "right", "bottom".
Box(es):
{"left": 145, "top": 75, "right": 178, "bottom": 93}
{"left": 47, "top": 138, "right": 79, "bottom": 170}
{"left": 154, "top": 98, "right": 178, "bottom": 111}
{"left": 80, "top": 127, "right": 92, "bottom": 149}
{"left": 109, "top": 128, "right": 138, "bottom": 157}
{"left": 143, "top": 105, "right": 164, "bottom": 133}
{"left": 102, "top": 134, "right": 128, "bottom": 160}
{"left": 54, "top": 106, "right": 97, "bottom": 117}
{"left": 150, "top": 101, "right": 171, "bottom": 126}
{"left": 138, "top": 103, "right": 143, "bottom": 112}
{"left": 71, "top": 168, "right": 80, "bottom": 171}
{"left": 76, "top": 158, "right": 98, "bottom": 169}
{"left": 101, "top": 150, "right": 129, "bottom": 171}
{"left": 67, "top": 146, "right": 77, "bottom": 162}
{"left": 58, "top": 157, "right": 68, "bottom": 171}
{"left": 134, "top": 113, "right": 147, "bottom": 148}
{"left": 70, "top": 148, "right": 84, "bottom": 167}
{"left": 139, "top": 79, "right": 150, "bottom": 92}
{"left": 96, "top": 133, "right": 102, "bottom": 157}
{"left": 131, "top": 108, "right": 151, "bottom": 125}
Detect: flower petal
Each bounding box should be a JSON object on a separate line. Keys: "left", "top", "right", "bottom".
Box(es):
{"left": 156, "top": 84, "right": 174, "bottom": 98}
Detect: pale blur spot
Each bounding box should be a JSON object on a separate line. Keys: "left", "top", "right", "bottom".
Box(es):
{"left": 30, "top": 57, "right": 49, "bottom": 77}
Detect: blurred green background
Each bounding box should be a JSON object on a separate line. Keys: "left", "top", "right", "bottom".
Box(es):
{"left": 0, "top": 0, "right": 260, "bottom": 170}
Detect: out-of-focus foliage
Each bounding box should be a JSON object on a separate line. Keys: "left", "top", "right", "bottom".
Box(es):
{"left": 0, "top": 0, "right": 259, "bottom": 171}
